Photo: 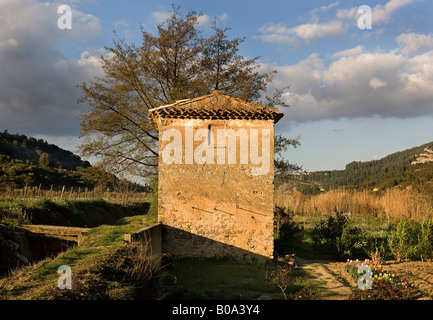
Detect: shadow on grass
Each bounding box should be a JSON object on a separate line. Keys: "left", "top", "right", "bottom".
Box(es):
{"left": 160, "top": 257, "right": 282, "bottom": 300}
{"left": 1, "top": 198, "right": 151, "bottom": 228}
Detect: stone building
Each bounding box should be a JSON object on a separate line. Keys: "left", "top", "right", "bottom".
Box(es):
{"left": 148, "top": 90, "right": 283, "bottom": 263}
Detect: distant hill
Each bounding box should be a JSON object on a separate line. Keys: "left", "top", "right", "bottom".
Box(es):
{"left": 0, "top": 130, "right": 147, "bottom": 191}
{"left": 0, "top": 130, "right": 90, "bottom": 171}
{"left": 278, "top": 141, "right": 433, "bottom": 195}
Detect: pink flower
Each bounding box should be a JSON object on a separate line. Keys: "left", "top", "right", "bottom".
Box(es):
{"left": 403, "top": 281, "right": 407, "bottom": 286}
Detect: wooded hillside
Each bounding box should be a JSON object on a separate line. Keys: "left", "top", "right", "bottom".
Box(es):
{"left": 278, "top": 141, "right": 433, "bottom": 195}
{"left": 0, "top": 130, "right": 146, "bottom": 191}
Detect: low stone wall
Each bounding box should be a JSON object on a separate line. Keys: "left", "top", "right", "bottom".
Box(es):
{"left": 124, "top": 223, "right": 162, "bottom": 256}
{"left": 0, "top": 223, "right": 86, "bottom": 270}
{"left": 161, "top": 225, "right": 271, "bottom": 264}
{"left": 18, "top": 225, "right": 90, "bottom": 244}
{"left": 125, "top": 223, "right": 272, "bottom": 264}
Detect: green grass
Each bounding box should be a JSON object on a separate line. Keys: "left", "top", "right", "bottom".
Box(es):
{"left": 162, "top": 258, "right": 283, "bottom": 299}
{"left": 0, "top": 197, "right": 151, "bottom": 227}
{"left": 276, "top": 212, "right": 395, "bottom": 262}
{"left": 161, "top": 257, "right": 321, "bottom": 300}
{"left": 0, "top": 212, "right": 157, "bottom": 300}
{"left": 8, "top": 205, "right": 402, "bottom": 300}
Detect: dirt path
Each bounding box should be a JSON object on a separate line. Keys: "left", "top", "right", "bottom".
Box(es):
{"left": 295, "top": 257, "right": 354, "bottom": 300}
{"left": 295, "top": 257, "right": 433, "bottom": 300}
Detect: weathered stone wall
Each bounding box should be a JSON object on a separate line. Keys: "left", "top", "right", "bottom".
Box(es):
{"left": 157, "top": 118, "right": 275, "bottom": 263}
{"left": 124, "top": 223, "right": 162, "bottom": 256}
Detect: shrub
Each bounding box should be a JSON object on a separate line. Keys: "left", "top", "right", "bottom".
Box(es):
{"left": 279, "top": 221, "right": 301, "bottom": 244}
{"left": 311, "top": 212, "right": 365, "bottom": 260}
{"left": 311, "top": 212, "right": 347, "bottom": 253}
{"left": 274, "top": 206, "right": 301, "bottom": 251}
{"left": 7, "top": 202, "right": 31, "bottom": 224}
{"left": 274, "top": 206, "right": 293, "bottom": 234}
{"left": 416, "top": 219, "right": 433, "bottom": 261}
{"left": 388, "top": 219, "right": 417, "bottom": 262}
{"left": 337, "top": 225, "right": 366, "bottom": 259}
{"left": 269, "top": 264, "right": 293, "bottom": 300}
{"left": 364, "top": 233, "right": 390, "bottom": 264}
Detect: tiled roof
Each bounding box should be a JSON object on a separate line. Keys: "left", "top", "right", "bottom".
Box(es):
{"left": 148, "top": 90, "right": 284, "bottom": 128}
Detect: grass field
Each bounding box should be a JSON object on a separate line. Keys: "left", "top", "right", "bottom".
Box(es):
{"left": 1, "top": 191, "right": 433, "bottom": 300}
{"left": 0, "top": 213, "right": 161, "bottom": 299}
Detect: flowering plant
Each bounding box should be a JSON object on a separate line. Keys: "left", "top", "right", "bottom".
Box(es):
{"left": 345, "top": 258, "right": 419, "bottom": 300}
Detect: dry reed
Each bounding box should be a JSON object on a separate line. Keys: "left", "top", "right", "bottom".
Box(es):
{"left": 275, "top": 187, "right": 433, "bottom": 221}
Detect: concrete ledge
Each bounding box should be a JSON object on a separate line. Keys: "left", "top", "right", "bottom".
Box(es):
{"left": 18, "top": 224, "right": 91, "bottom": 244}
{"left": 124, "top": 223, "right": 162, "bottom": 255}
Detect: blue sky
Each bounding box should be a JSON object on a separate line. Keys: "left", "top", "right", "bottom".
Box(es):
{"left": 1, "top": 0, "right": 433, "bottom": 172}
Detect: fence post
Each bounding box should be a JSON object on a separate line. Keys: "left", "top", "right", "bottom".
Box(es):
{"left": 60, "top": 185, "right": 65, "bottom": 200}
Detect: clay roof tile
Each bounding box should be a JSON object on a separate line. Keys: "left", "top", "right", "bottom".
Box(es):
{"left": 148, "top": 91, "right": 284, "bottom": 128}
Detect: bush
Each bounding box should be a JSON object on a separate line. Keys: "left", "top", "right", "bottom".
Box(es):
{"left": 274, "top": 206, "right": 301, "bottom": 254}
{"left": 311, "top": 212, "right": 365, "bottom": 260}
{"left": 337, "top": 225, "right": 366, "bottom": 258}
{"left": 279, "top": 221, "right": 301, "bottom": 244}
{"left": 415, "top": 219, "right": 433, "bottom": 261}
{"left": 388, "top": 219, "right": 417, "bottom": 262}
{"left": 364, "top": 234, "right": 389, "bottom": 264}
{"left": 269, "top": 264, "right": 293, "bottom": 300}
{"left": 274, "top": 206, "right": 292, "bottom": 235}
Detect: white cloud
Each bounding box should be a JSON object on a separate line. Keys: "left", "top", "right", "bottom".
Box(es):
{"left": 201, "top": 12, "right": 229, "bottom": 27}
{"left": 151, "top": 10, "right": 227, "bottom": 29}
{"left": 261, "top": 53, "right": 325, "bottom": 95}
{"left": 294, "top": 20, "right": 345, "bottom": 42}
{"left": 336, "top": 7, "right": 357, "bottom": 20}
{"left": 271, "top": 47, "right": 433, "bottom": 124}
{"left": 309, "top": 2, "right": 340, "bottom": 23}
{"left": 339, "top": 0, "right": 415, "bottom": 26}
{"left": 331, "top": 45, "right": 364, "bottom": 59}
{"left": 0, "top": 38, "right": 18, "bottom": 49}
{"left": 152, "top": 10, "right": 171, "bottom": 24}
{"left": 258, "top": 0, "right": 416, "bottom": 46}
{"left": 197, "top": 14, "right": 211, "bottom": 26}
{"left": 314, "top": 1, "right": 340, "bottom": 13}
{"left": 337, "top": 0, "right": 415, "bottom": 25}
{"left": 69, "top": 9, "right": 102, "bottom": 38}
{"left": 372, "top": 0, "right": 414, "bottom": 24}
{"left": 0, "top": 0, "right": 105, "bottom": 137}
{"left": 77, "top": 48, "right": 114, "bottom": 71}
{"left": 369, "top": 78, "right": 387, "bottom": 89}
{"left": 113, "top": 19, "right": 130, "bottom": 28}
{"left": 396, "top": 33, "right": 433, "bottom": 55}
{"left": 217, "top": 13, "right": 229, "bottom": 22}
{"left": 257, "top": 20, "right": 346, "bottom": 45}
{"left": 256, "top": 23, "right": 296, "bottom": 44}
